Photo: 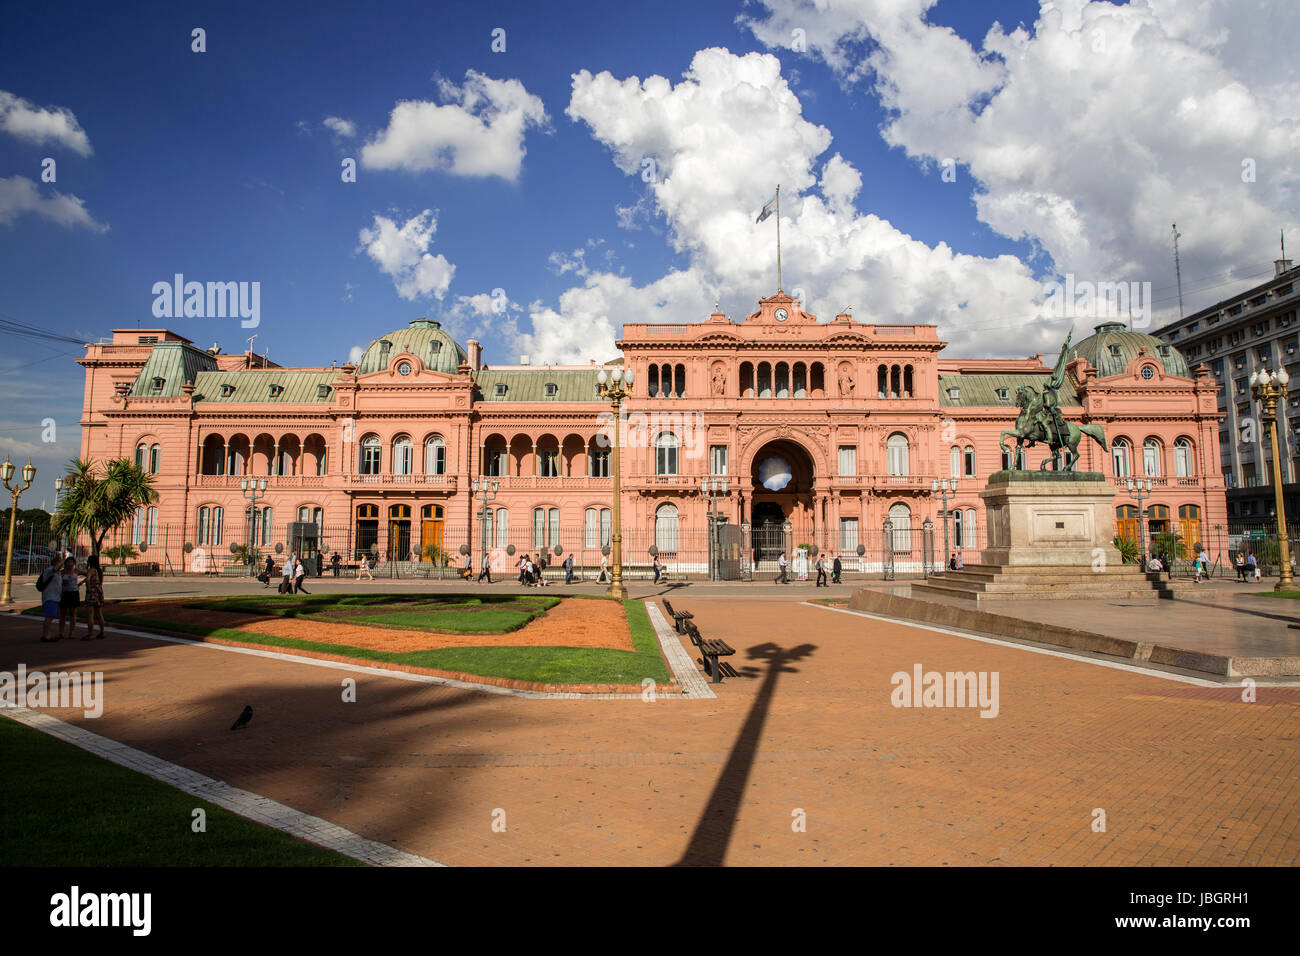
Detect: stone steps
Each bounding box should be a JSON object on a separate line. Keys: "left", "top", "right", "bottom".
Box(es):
{"left": 912, "top": 562, "right": 1189, "bottom": 603}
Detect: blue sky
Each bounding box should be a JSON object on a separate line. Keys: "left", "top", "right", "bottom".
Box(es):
{"left": 1, "top": 0, "right": 1295, "bottom": 503}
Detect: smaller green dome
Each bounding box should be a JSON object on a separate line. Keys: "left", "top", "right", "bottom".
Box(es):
{"left": 1068, "top": 321, "right": 1190, "bottom": 378}
{"left": 356, "top": 318, "right": 467, "bottom": 375}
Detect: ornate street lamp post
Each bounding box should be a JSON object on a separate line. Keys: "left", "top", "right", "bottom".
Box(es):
{"left": 700, "top": 476, "right": 729, "bottom": 580}
{"left": 2, "top": 457, "right": 36, "bottom": 606}
{"left": 471, "top": 478, "right": 500, "bottom": 581}
{"left": 1124, "top": 477, "right": 1153, "bottom": 568}
{"left": 53, "top": 476, "right": 66, "bottom": 558}
{"left": 1251, "top": 367, "right": 1294, "bottom": 590}
{"left": 930, "top": 478, "right": 957, "bottom": 571}
{"left": 240, "top": 477, "right": 268, "bottom": 575}
{"left": 596, "top": 365, "right": 635, "bottom": 599}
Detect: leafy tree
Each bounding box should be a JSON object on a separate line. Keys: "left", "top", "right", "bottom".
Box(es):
{"left": 51, "top": 458, "right": 159, "bottom": 562}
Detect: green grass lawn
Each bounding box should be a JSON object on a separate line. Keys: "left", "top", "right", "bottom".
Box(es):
{"left": 0, "top": 716, "right": 362, "bottom": 866}
{"left": 1250, "top": 590, "right": 1300, "bottom": 599}
{"left": 100, "top": 595, "right": 674, "bottom": 686}
{"left": 196, "top": 592, "right": 558, "bottom": 634}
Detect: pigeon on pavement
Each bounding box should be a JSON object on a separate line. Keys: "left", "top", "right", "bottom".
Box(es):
{"left": 230, "top": 705, "right": 253, "bottom": 731}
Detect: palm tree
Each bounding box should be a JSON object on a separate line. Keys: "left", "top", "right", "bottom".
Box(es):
{"left": 52, "top": 458, "right": 159, "bottom": 561}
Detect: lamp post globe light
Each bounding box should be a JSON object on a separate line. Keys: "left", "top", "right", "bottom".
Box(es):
{"left": 240, "top": 477, "right": 268, "bottom": 575}
{"left": 472, "top": 478, "right": 500, "bottom": 580}
{"left": 2, "top": 457, "right": 36, "bottom": 606}
{"left": 596, "top": 365, "right": 634, "bottom": 598}
{"left": 1124, "top": 476, "right": 1154, "bottom": 568}
{"left": 930, "top": 478, "right": 957, "bottom": 571}
{"left": 1250, "top": 367, "right": 1294, "bottom": 590}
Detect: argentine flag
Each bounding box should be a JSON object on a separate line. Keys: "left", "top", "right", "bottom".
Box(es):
{"left": 755, "top": 194, "right": 778, "bottom": 223}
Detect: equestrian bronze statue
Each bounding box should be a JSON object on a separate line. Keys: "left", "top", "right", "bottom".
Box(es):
{"left": 999, "top": 329, "right": 1108, "bottom": 472}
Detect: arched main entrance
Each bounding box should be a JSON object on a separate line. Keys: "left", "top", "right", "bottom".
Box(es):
{"left": 747, "top": 439, "right": 817, "bottom": 567}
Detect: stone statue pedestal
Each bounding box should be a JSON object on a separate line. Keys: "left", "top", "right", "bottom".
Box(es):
{"left": 910, "top": 470, "right": 1182, "bottom": 604}
{"left": 979, "top": 470, "right": 1121, "bottom": 568}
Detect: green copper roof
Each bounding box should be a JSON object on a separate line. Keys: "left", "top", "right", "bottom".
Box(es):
{"left": 1068, "top": 321, "right": 1190, "bottom": 378}
{"left": 192, "top": 369, "right": 341, "bottom": 404}
{"left": 129, "top": 343, "right": 218, "bottom": 396}
{"left": 473, "top": 369, "right": 604, "bottom": 403}
{"left": 356, "top": 318, "right": 467, "bottom": 375}
{"left": 938, "top": 373, "right": 1081, "bottom": 408}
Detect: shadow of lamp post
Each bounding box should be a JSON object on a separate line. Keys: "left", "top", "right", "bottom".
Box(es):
{"left": 2, "top": 457, "right": 36, "bottom": 605}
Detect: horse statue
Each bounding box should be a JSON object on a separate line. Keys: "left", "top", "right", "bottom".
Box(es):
{"left": 1000, "top": 383, "right": 1108, "bottom": 472}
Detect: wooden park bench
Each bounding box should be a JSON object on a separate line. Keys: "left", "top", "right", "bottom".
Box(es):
{"left": 683, "top": 620, "right": 736, "bottom": 684}
{"left": 661, "top": 599, "right": 694, "bottom": 634}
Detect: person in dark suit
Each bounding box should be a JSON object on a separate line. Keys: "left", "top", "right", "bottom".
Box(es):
{"left": 315, "top": 552, "right": 324, "bottom": 577}
{"left": 330, "top": 552, "right": 341, "bottom": 577}
{"left": 263, "top": 554, "right": 275, "bottom": 588}
{"left": 832, "top": 555, "right": 842, "bottom": 584}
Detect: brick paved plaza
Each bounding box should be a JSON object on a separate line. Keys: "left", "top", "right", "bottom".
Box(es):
{"left": 2, "top": 588, "right": 1297, "bottom": 866}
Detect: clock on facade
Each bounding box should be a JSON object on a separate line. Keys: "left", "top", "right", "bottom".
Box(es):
{"left": 775, "top": 308, "right": 788, "bottom": 322}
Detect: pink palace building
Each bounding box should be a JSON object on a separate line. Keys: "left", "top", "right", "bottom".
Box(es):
{"left": 75, "top": 290, "right": 1228, "bottom": 577}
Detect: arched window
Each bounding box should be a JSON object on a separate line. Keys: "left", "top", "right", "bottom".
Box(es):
{"left": 425, "top": 436, "right": 446, "bottom": 475}
{"left": 1143, "top": 438, "right": 1162, "bottom": 477}
{"left": 149, "top": 444, "right": 161, "bottom": 474}
{"left": 877, "top": 366, "right": 887, "bottom": 398}
{"left": 675, "top": 364, "right": 686, "bottom": 398}
{"left": 1116, "top": 505, "right": 1138, "bottom": 541}
{"left": 757, "top": 362, "right": 772, "bottom": 398}
{"left": 952, "top": 508, "right": 964, "bottom": 548}
{"left": 1174, "top": 438, "right": 1194, "bottom": 478}
{"left": 648, "top": 364, "right": 659, "bottom": 398}
{"left": 259, "top": 506, "right": 273, "bottom": 545}
{"left": 740, "top": 362, "right": 754, "bottom": 398}
{"left": 655, "top": 503, "right": 679, "bottom": 553}
{"left": 888, "top": 502, "right": 911, "bottom": 551}
{"left": 1178, "top": 504, "right": 1201, "bottom": 555}
{"left": 135, "top": 443, "right": 146, "bottom": 469}
{"left": 950, "top": 446, "right": 960, "bottom": 478}
{"left": 793, "top": 362, "right": 807, "bottom": 398}
{"left": 494, "top": 508, "right": 509, "bottom": 547}
{"left": 964, "top": 445, "right": 976, "bottom": 477}
{"left": 197, "top": 505, "right": 223, "bottom": 546}
{"left": 1001, "top": 446, "right": 1025, "bottom": 470}
{"left": 1112, "top": 438, "right": 1131, "bottom": 478}
{"left": 655, "top": 433, "right": 679, "bottom": 476}
{"left": 359, "top": 435, "right": 381, "bottom": 475}
{"left": 965, "top": 508, "right": 976, "bottom": 548}
{"left": 904, "top": 365, "right": 914, "bottom": 398}
{"left": 886, "top": 433, "right": 910, "bottom": 476}
{"left": 393, "top": 436, "right": 413, "bottom": 475}
{"left": 890, "top": 365, "right": 901, "bottom": 398}
{"left": 775, "top": 362, "right": 790, "bottom": 398}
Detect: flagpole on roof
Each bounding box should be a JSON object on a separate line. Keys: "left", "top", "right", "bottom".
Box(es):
{"left": 776, "top": 184, "right": 782, "bottom": 292}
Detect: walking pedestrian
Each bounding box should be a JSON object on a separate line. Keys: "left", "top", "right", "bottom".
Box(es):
{"left": 598, "top": 553, "right": 609, "bottom": 583}
{"left": 461, "top": 551, "right": 473, "bottom": 581}
{"left": 331, "top": 551, "right": 341, "bottom": 577}
{"left": 832, "top": 555, "right": 842, "bottom": 585}
{"left": 1247, "top": 552, "right": 1258, "bottom": 583}
{"left": 477, "top": 552, "right": 493, "bottom": 583}
{"left": 815, "top": 554, "right": 827, "bottom": 587}
{"left": 776, "top": 551, "right": 788, "bottom": 584}
{"left": 1235, "top": 552, "right": 1246, "bottom": 582}
{"left": 294, "top": 557, "right": 309, "bottom": 593}
{"left": 262, "top": 553, "right": 275, "bottom": 587}
{"left": 357, "top": 553, "right": 373, "bottom": 581}
{"left": 315, "top": 552, "right": 324, "bottom": 577}
{"left": 563, "top": 553, "right": 574, "bottom": 584}
{"left": 653, "top": 554, "right": 663, "bottom": 584}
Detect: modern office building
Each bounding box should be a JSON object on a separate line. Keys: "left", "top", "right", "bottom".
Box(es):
{"left": 1153, "top": 256, "right": 1300, "bottom": 520}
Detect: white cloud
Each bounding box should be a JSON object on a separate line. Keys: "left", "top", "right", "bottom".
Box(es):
{"left": 357, "top": 210, "right": 455, "bottom": 300}
{"left": 742, "top": 0, "right": 1300, "bottom": 325}
{"left": 0, "top": 91, "right": 92, "bottom": 155}
{"left": 322, "top": 115, "right": 357, "bottom": 138}
{"left": 525, "top": 47, "right": 1047, "bottom": 363}
{"left": 360, "top": 71, "right": 549, "bottom": 180}
{"left": 0, "top": 175, "right": 108, "bottom": 232}
{"left": 347, "top": 345, "right": 364, "bottom": 365}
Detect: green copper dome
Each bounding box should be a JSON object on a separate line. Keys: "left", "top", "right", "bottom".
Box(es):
{"left": 356, "top": 318, "right": 467, "bottom": 375}
{"left": 1068, "top": 321, "right": 1190, "bottom": 379}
